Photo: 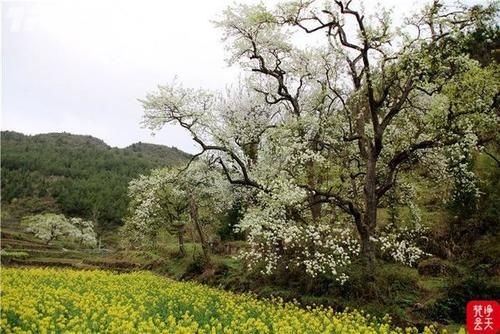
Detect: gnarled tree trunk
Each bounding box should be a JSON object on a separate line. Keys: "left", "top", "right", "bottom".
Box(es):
{"left": 360, "top": 155, "right": 378, "bottom": 271}
{"left": 177, "top": 225, "right": 186, "bottom": 257}
{"left": 189, "top": 194, "right": 210, "bottom": 262}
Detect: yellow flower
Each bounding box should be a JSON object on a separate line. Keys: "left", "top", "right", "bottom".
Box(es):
{"left": 0, "top": 268, "right": 461, "bottom": 334}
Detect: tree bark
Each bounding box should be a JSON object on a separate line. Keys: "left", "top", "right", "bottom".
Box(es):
{"left": 189, "top": 194, "right": 210, "bottom": 261}
{"left": 359, "top": 218, "right": 376, "bottom": 270}
{"left": 177, "top": 225, "right": 186, "bottom": 257}
{"left": 359, "top": 155, "right": 378, "bottom": 271}
{"left": 309, "top": 193, "right": 323, "bottom": 221}
{"left": 91, "top": 206, "right": 101, "bottom": 250}
{"left": 307, "top": 138, "right": 323, "bottom": 222}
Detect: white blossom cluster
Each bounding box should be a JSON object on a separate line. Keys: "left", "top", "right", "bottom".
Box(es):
{"left": 374, "top": 223, "right": 429, "bottom": 266}
{"left": 21, "top": 213, "right": 97, "bottom": 247}
{"left": 419, "top": 148, "right": 451, "bottom": 185}
{"left": 68, "top": 218, "right": 98, "bottom": 247}
{"left": 123, "top": 160, "right": 234, "bottom": 245}
{"left": 125, "top": 168, "right": 174, "bottom": 243}
{"left": 398, "top": 182, "right": 422, "bottom": 227}
{"left": 445, "top": 131, "right": 481, "bottom": 204}
{"left": 237, "top": 199, "right": 359, "bottom": 283}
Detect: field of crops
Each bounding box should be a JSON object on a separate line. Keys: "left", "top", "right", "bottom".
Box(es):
{"left": 1, "top": 268, "right": 456, "bottom": 333}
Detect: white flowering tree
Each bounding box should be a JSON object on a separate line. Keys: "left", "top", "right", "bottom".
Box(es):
{"left": 124, "top": 160, "right": 233, "bottom": 260}
{"left": 123, "top": 168, "right": 189, "bottom": 256}
{"left": 21, "top": 213, "right": 97, "bottom": 247}
{"left": 176, "top": 160, "right": 234, "bottom": 260}
{"left": 140, "top": 0, "right": 498, "bottom": 278}
{"left": 68, "top": 218, "right": 98, "bottom": 247}
{"left": 21, "top": 213, "right": 72, "bottom": 245}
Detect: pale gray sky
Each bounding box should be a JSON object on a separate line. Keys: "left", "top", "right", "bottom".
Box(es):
{"left": 0, "top": 0, "right": 482, "bottom": 153}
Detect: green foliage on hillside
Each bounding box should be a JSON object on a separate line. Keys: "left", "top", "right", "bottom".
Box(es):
{"left": 1, "top": 131, "right": 190, "bottom": 228}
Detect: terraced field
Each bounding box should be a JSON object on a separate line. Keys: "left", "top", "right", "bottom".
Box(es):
{"left": 0, "top": 220, "right": 138, "bottom": 271}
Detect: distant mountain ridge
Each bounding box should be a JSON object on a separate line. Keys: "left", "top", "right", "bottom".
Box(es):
{"left": 1, "top": 131, "right": 191, "bottom": 228}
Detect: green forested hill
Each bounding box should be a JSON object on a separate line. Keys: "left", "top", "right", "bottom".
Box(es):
{"left": 1, "top": 131, "right": 190, "bottom": 228}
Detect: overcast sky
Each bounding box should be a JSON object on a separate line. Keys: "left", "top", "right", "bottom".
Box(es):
{"left": 1, "top": 0, "right": 481, "bottom": 153}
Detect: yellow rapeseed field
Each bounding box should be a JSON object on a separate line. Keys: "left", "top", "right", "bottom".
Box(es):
{"left": 0, "top": 268, "right": 460, "bottom": 333}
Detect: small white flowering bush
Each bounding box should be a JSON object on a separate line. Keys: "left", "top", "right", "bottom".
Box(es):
{"left": 237, "top": 181, "right": 360, "bottom": 283}
{"left": 374, "top": 223, "right": 430, "bottom": 267}
{"left": 239, "top": 222, "right": 360, "bottom": 284}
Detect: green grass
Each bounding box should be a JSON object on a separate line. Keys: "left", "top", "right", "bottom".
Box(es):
{"left": 418, "top": 277, "right": 447, "bottom": 291}
{"left": 0, "top": 250, "right": 29, "bottom": 257}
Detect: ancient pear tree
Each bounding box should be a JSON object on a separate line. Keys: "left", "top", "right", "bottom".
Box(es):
{"left": 140, "top": 0, "right": 499, "bottom": 279}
